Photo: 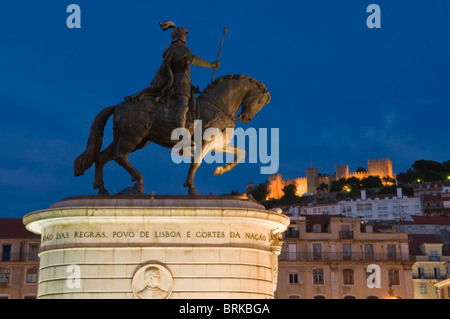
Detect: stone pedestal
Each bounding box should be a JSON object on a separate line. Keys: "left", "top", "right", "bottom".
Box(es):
{"left": 23, "top": 195, "right": 289, "bottom": 299}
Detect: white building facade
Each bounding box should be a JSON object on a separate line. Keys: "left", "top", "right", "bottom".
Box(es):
{"left": 291, "top": 188, "right": 422, "bottom": 222}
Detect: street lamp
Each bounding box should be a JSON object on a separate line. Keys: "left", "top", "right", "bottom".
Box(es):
{"left": 387, "top": 284, "right": 401, "bottom": 299}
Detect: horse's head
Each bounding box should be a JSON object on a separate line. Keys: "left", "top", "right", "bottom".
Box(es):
{"left": 199, "top": 75, "right": 271, "bottom": 125}
{"left": 237, "top": 86, "right": 271, "bottom": 124}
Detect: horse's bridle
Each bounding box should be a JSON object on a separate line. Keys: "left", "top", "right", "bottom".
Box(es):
{"left": 205, "top": 97, "right": 239, "bottom": 124}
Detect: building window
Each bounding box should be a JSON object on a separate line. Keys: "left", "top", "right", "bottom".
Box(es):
{"left": 387, "top": 244, "right": 397, "bottom": 261}
{"left": 388, "top": 269, "right": 400, "bottom": 286}
{"left": 1, "top": 244, "right": 11, "bottom": 262}
{"left": 340, "top": 225, "right": 353, "bottom": 239}
{"left": 419, "top": 283, "right": 427, "bottom": 295}
{"left": 344, "top": 295, "right": 356, "bottom": 299}
{"left": 286, "top": 227, "right": 299, "bottom": 239}
{"left": 28, "top": 244, "right": 39, "bottom": 261}
{"left": 313, "top": 295, "right": 325, "bottom": 299}
{"left": 342, "top": 244, "right": 352, "bottom": 260}
{"left": 289, "top": 273, "right": 299, "bottom": 284}
{"left": 343, "top": 269, "right": 354, "bottom": 285}
{"left": 418, "top": 267, "right": 425, "bottom": 279}
{"left": 434, "top": 267, "right": 441, "bottom": 279}
{"left": 313, "top": 268, "right": 324, "bottom": 285}
{"left": 288, "top": 244, "right": 297, "bottom": 260}
{"left": 312, "top": 243, "right": 322, "bottom": 260}
{"left": 365, "top": 244, "right": 374, "bottom": 261}
{"left": 288, "top": 295, "right": 300, "bottom": 299}
{"left": 0, "top": 268, "right": 10, "bottom": 285}
{"left": 357, "top": 203, "right": 372, "bottom": 216}
{"left": 312, "top": 224, "right": 321, "bottom": 233}
{"left": 429, "top": 250, "right": 439, "bottom": 261}
{"left": 26, "top": 268, "right": 38, "bottom": 283}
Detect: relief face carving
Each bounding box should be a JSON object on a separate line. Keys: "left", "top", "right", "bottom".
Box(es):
{"left": 132, "top": 264, "right": 173, "bottom": 299}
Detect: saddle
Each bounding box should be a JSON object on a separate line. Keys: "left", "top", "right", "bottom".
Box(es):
{"left": 123, "top": 87, "right": 199, "bottom": 127}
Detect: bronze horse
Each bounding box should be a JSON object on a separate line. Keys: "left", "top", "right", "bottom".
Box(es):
{"left": 74, "top": 74, "right": 271, "bottom": 195}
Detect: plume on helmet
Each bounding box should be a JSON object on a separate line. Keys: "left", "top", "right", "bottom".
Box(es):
{"left": 159, "top": 21, "right": 177, "bottom": 31}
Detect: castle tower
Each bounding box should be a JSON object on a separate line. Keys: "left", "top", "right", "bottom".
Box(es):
{"left": 306, "top": 167, "right": 319, "bottom": 195}
{"left": 335, "top": 164, "right": 349, "bottom": 180}
{"left": 367, "top": 158, "right": 393, "bottom": 178}
{"left": 267, "top": 174, "right": 284, "bottom": 199}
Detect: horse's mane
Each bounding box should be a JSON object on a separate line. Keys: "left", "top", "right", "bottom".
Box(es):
{"left": 202, "top": 74, "right": 267, "bottom": 95}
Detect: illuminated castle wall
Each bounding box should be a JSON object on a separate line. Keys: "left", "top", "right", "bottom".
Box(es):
{"left": 267, "top": 158, "right": 395, "bottom": 199}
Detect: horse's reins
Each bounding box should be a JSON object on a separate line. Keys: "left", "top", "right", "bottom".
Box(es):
{"left": 205, "top": 97, "right": 239, "bottom": 124}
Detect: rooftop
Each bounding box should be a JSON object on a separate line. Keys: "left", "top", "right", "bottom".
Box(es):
{"left": 0, "top": 218, "right": 40, "bottom": 239}
{"left": 401, "top": 215, "right": 450, "bottom": 226}
{"left": 408, "top": 233, "right": 450, "bottom": 256}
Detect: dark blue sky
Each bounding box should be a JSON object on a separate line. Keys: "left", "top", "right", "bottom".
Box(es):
{"left": 1, "top": 1, "right": 449, "bottom": 217}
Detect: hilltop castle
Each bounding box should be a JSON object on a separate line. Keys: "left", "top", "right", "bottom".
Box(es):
{"left": 265, "top": 158, "right": 395, "bottom": 199}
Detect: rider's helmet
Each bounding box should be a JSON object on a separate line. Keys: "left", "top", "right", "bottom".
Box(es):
{"left": 159, "top": 21, "right": 188, "bottom": 43}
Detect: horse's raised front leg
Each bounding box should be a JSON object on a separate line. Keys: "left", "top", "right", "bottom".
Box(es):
{"left": 214, "top": 144, "right": 246, "bottom": 176}
{"left": 93, "top": 139, "right": 118, "bottom": 195}
{"left": 114, "top": 137, "right": 145, "bottom": 193}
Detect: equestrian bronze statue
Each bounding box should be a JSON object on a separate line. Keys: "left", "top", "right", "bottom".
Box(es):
{"left": 74, "top": 22, "right": 271, "bottom": 195}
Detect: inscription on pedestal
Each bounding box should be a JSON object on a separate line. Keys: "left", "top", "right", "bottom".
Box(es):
{"left": 40, "top": 228, "right": 268, "bottom": 245}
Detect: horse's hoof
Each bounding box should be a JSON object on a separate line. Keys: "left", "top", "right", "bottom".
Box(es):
{"left": 188, "top": 187, "right": 198, "bottom": 196}
{"left": 214, "top": 166, "right": 224, "bottom": 176}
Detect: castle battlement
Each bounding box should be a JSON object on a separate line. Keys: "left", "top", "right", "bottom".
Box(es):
{"left": 266, "top": 158, "right": 395, "bottom": 199}
{"left": 349, "top": 171, "right": 369, "bottom": 177}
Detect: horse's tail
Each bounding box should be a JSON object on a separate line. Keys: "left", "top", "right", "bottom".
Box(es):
{"left": 74, "top": 105, "right": 116, "bottom": 176}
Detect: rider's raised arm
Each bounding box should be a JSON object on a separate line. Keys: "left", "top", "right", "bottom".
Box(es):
{"left": 188, "top": 54, "right": 219, "bottom": 69}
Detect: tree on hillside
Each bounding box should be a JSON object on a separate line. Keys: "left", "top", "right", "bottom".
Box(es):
{"left": 282, "top": 184, "right": 298, "bottom": 199}
{"left": 330, "top": 178, "right": 347, "bottom": 192}
{"left": 382, "top": 176, "right": 396, "bottom": 185}
{"left": 361, "top": 176, "right": 383, "bottom": 188}
{"left": 397, "top": 159, "right": 450, "bottom": 184}
{"left": 346, "top": 177, "right": 361, "bottom": 191}
{"left": 248, "top": 182, "right": 269, "bottom": 202}
{"left": 412, "top": 160, "right": 444, "bottom": 173}
{"left": 356, "top": 167, "right": 367, "bottom": 173}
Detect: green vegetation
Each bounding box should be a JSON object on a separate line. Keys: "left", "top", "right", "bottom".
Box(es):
{"left": 246, "top": 182, "right": 269, "bottom": 202}
{"left": 396, "top": 160, "right": 450, "bottom": 184}
{"left": 329, "top": 175, "right": 383, "bottom": 193}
